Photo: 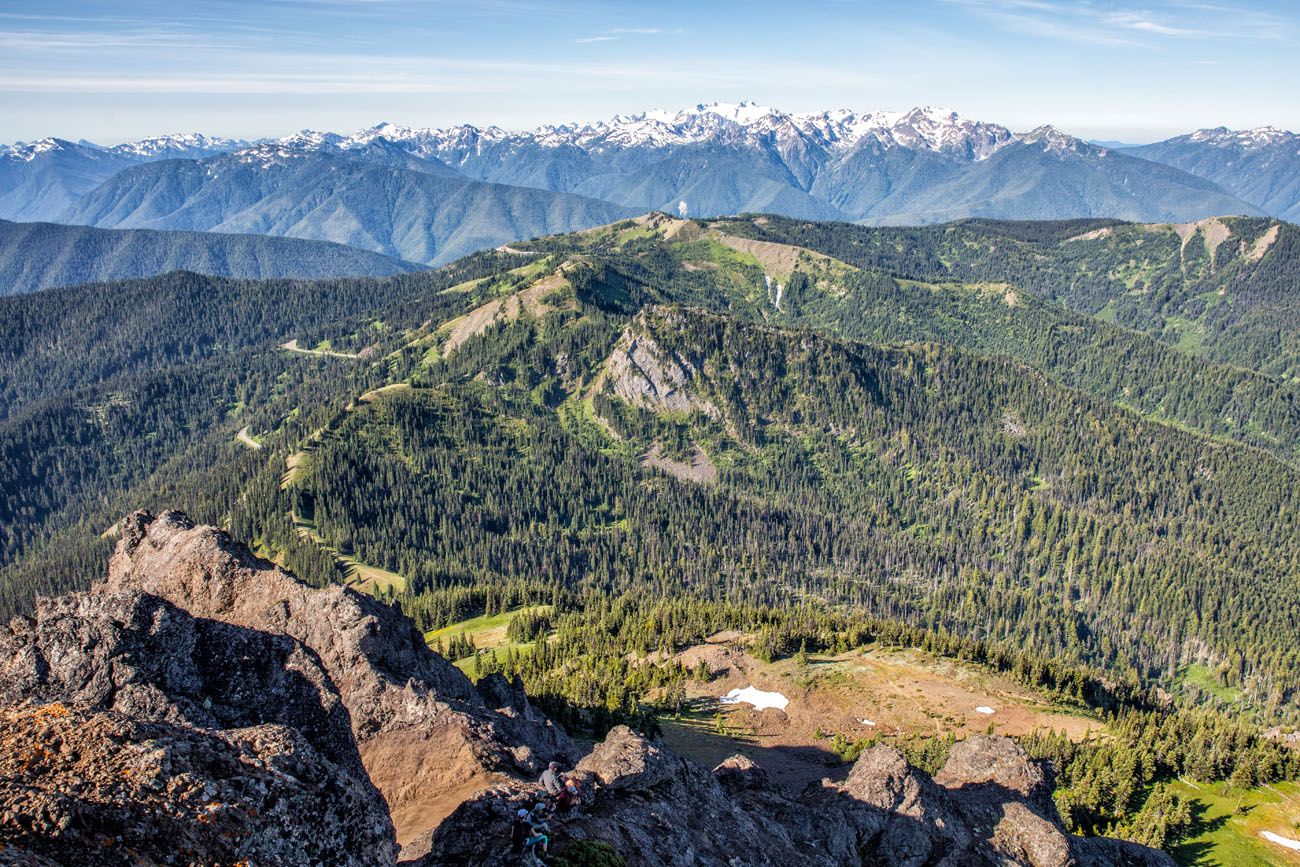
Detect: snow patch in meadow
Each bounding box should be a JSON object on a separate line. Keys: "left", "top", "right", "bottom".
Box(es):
{"left": 974, "top": 706, "right": 995, "bottom": 715}
{"left": 1262, "top": 831, "right": 1300, "bottom": 851}
{"left": 719, "top": 686, "right": 789, "bottom": 712}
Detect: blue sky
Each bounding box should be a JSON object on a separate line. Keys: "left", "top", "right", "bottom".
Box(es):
{"left": 1, "top": 0, "right": 1297, "bottom": 144}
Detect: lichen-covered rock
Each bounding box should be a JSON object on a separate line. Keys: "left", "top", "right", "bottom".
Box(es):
{"left": 101, "top": 510, "right": 575, "bottom": 841}
{"left": 712, "top": 753, "right": 770, "bottom": 793}
{"left": 575, "top": 724, "right": 677, "bottom": 791}
{"left": 1, "top": 590, "right": 361, "bottom": 779}
{"left": 0, "top": 702, "right": 391, "bottom": 867}
{"left": 935, "top": 732, "right": 1049, "bottom": 800}
{"left": 0, "top": 587, "right": 395, "bottom": 867}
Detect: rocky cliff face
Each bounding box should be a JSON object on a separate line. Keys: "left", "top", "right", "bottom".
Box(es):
{"left": 1, "top": 510, "right": 1175, "bottom": 866}
{"left": 99, "top": 510, "right": 576, "bottom": 843}
{"left": 0, "top": 589, "right": 395, "bottom": 866}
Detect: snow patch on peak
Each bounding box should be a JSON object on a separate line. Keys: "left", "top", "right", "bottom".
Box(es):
{"left": 695, "top": 101, "right": 780, "bottom": 125}
{"left": 2, "top": 138, "right": 68, "bottom": 161}
{"left": 110, "top": 132, "right": 246, "bottom": 159}
{"left": 1188, "top": 125, "right": 1296, "bottom": 150}
{"left": 277, "top": 129, "right": 345, "bottom": 151}
{"left": 1017, "top": 125, "right": 1091, "bottom": 155}
{"left": 223, "top": 141, "right": 322, "bottom": 170}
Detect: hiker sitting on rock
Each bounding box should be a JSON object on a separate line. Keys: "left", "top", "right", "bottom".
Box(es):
{"left": 556, "top": 775, "right": 580, "bottom": 811}
{"left": 540, "top": 761, "right": 564, "bottom": 799}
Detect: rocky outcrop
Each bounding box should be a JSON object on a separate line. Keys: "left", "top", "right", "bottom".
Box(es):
{"left": 421, "top": 726, "right": 1176, "bottom": 867}
{"left": 0, "top": 591, "right": 394, "bottom": 866}
{"left": 605, "top": 316, "right": 717, "bottom": 418}
{"left": 100, "top": 510, "right": 575, "bottom": 842}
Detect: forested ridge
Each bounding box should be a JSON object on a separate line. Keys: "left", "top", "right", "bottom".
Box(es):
{"left": 0, "top": 249, "right": 534, "bottom": 609}
{"left": 4, "top": 213, "right": 1300, "bottom": 858}
{"left": 270, "top": 304, "right": 1300, "bottom": 713}
{"left": 0, "top": 218, "right": 422, "bottom": 296}
{"left": 724, "top": 213, "right": 1300, "bottom": 378}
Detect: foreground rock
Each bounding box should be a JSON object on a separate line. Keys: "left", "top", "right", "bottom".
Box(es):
{"left": 101, "top": 510, "right": 575, "bottom": 841}
{"left": 0, "top": 591, "right": 394, "bottom": 866}
{"left": 422, "top": 727, "right": 1175, "bottom": 867}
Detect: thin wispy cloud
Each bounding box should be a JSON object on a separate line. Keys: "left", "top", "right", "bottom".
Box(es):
{"left": 946, "top": 0, "right": 1290, "bottom": 46}
{"left": 574, "top": 25, "right": 680, "bottom": 44}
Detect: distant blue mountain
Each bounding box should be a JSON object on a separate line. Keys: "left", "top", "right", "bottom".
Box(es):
{"left": 0, "top": 219, "right": 424, "bottom": 296}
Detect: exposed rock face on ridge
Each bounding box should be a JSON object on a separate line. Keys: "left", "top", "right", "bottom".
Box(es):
{"left": 421, "top": 726, "right": 1175, "bottom": 867}
{"left": 99, "top": 510, "right": 576, "bottom": 842}
{"left": 605, "top": 313, "right": 717, "bottom": 418}
{"left": 0, "top": 590, "right": 394, "bottom": 865}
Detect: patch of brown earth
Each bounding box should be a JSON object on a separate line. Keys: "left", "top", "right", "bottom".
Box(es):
{"left": 1065, "top": 226, "right": 1114, "bottom": 242}
{"left": 641, "top": 442, "right": 718, "bottom": 484}
{"left": 1173, "top": 217, "right": 1232, "bottom": 266}
{"left": 442, "top": 272, "right": 570, "bottom": 354}
{"left": 709, "top": 230, "right": 812, "bottom": 278}
{"left": 663, "top": 643, "right": 1101, "bottom": 796}
{"left": 1246, "top": 223, "right": 1281, "bottom": 262}
{"left": 360, "top": 729, "right": 511, "bottom": 845}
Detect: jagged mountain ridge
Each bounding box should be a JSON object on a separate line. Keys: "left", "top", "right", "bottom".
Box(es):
{"left": 0, "top": 135, "right": 250, "bottom": 223}
{"left": 0, "top": 509, "right": 1173, "bottom": 867}
{"left": 0, "top": 105, "right": 1278, "bottom": 238}
{"left": 298, "top": 104, "right": 1260, "bottom": 223}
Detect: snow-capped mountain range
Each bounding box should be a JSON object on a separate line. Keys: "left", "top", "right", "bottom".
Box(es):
{"left": 0, "top": 102, "right": 1111, "bottom": 166}
{"left": 1, "top": 103, "right": 1296, "bottom": 256}
{"left": 286, "top": 103, "right": 1023, "bottom": 161}
{"left": 6, "top": 102, "right": 1295, "bottom": 170}
{"left": 1, "top": 133, "right": 248, "bottom": 163}
{"left": 1125, "top": 124, "right": 1300, "bottom": 221}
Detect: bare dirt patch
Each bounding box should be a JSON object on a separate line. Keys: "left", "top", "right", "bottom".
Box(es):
{"left": 1173, "top": 218, "right": 1232, "bottom": 266}
{"left": 1246, "top": 223, "right": 1281, "bottom": 262}
{"left": 1065, "top": 226, "right": 1114, "bottom": 242}
{"left": 442, "top": 273, "right": 569, "bottom": 354}
{"left": 709, "top": 231, "right": 812, "bottom": 279}
{"left": 361, "top": 730, "right": 511, "bottom": 847}
{"left": 1200, "top": 218, "right": 1232, "bottom": 264}
{"left": 641, "top": 442, "right": 718, "bottom": 485}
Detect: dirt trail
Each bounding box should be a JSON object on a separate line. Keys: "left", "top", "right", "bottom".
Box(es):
{"left": 280, "top": 338, "right": 363, "bottom": 360}
{"left": 234, "top": 426, "right": 262, "bottom": 451}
